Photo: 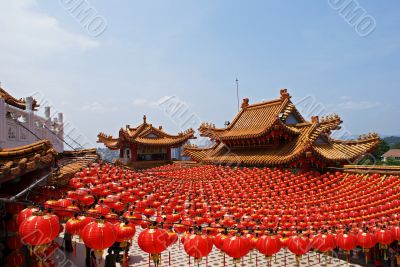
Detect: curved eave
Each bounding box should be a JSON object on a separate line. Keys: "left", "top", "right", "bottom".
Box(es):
{"left": 0, "top": 87, "right": 39, "bottom": 110}
{"left": 311, "top": 137, "right": 380, "bottom": 162}
{"left": 200, "top": 118, "right": 300, "bottom": 141}
{"left": 135, "top": 133, "right": 194, "bottom": 147}
{"left": 97, "top": 133, "right": 121, "bottom": 150}
{"left": 0, "top": 141, "right": 56, "bottom": 182}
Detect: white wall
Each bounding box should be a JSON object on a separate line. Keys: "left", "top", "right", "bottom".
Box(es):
{"left": 0, "top": 97, "right": 64, "bottom": 152}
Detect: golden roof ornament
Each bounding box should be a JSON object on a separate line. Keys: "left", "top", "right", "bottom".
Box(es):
{"left": 241, "top": 98, "right": 249, "bottom": 109}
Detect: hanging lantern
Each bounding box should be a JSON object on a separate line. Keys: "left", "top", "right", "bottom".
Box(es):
{"left": 183, "top": 233, "right": 213, "bottom": 263}
{"left": 18, "top": 211, "right": 60, "bottom": 266}
{"left": 375, "top": 228, "right": 394, "bottom": 260}
{"left": 19, "top": 212, "right": 60, "bottom": 247}
{"left": 392, "top": 226, "right": 400, "bottom": 243}
{"left": 6, "top": 235, "right": 23, "bottom": 250}
{"left": 80, "top": 220, "right": 117, "bottom": 263}
{"left": 256, "top": 234, "right": 282, "bottom": 261}
{"left": 6, "top": 250, "right": 24, "bottom": 267}
{"left": 223, "top": 234, "right": 251, "bottom": 264}
{"left": 65, "top": 217, "right": 83, "bottom": 236}
{"left": 138, "top": 226, "right": 169, "bottom": 266}
{"left": 312, "top": 233, "right": 336, "bottom": 253}
{"left": 166, "top": 230, "right": 179, "bottom": 247}
{"left": 287, "top": 235, "right": 311, "bottom": 267}
{"left": 357, "top": 231, "right": 376, "bottom": 264}
{"left": 336, "top": 232, "right": 357, "bottom": 250}
{"left": 80, "top": 194, "right": 95, "bottom": 206}
{"left": 6, "top": 203, "right": 25, "bottom": 215}
{"left": 213, "top": 232, "right": 228, "bottom": 252}
{"left": 114, "top": 222, "right": 136, "bottom": 247}
{"left": 16, "top": 207, "right": 39, "bottom": 226}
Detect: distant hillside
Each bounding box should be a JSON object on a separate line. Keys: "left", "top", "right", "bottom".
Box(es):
{"left": 97, "top": 148, "right": 119, "bottom": 162}
{"left": 383, "top": 136, "right": 400, "bottom": 146}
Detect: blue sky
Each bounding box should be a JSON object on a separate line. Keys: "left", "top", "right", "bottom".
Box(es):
{"left": 0, "top": 1, "right": 399, "bottom": 147}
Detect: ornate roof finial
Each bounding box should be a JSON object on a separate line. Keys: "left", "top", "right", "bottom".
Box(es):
{"left": 311, "top": 116, "right": 319, "bottom": 124}
{"left": 241, "top": 98, "right": 249, "bottom": 109}
{"left": 143, "top": 115, "right": 147, "bottom": 123}
{"left": 280, "top": 89, "right": 291, "bottom": 99}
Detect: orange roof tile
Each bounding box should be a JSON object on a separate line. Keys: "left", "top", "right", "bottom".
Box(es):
{"left": 97, "top": 115, "right": 195, "bottom": 149}
{"left": 183, "top": 90, "right": 380, "bottom": 167}
{"left": 199, "top": 89, "right": 304, "bottom": 140}
{"left": 0, "top": 86, "right": 39, "bottom": 110}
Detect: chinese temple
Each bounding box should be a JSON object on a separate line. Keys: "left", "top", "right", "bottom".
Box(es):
{"left": 183, "top": 89, "right": 380, "bottom": 169}
{"left": 97, "top": 115, "right": 195, "bottom": 167}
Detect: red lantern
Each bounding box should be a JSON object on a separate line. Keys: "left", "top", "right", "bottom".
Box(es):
{"left": 16, "top": 207, "right": 39, "bottom": 226}
{"left": 287, "top": 235, "right": 311, "bottom": 265}
{"left": 183, "top": 234, "right": 213, "bottom": 262}
{"left": 375, "top": 229, "right": 393, "bottom": 246}
{"left": 336, "top": 233, "right": 357, "bottom": 257}
{"left": 80, "top": 195, "right": 95, "bottom": 206}
{"left": 392, "top": 226, "right": 400, "bottom": 241}
{"left": 6, "top": 235, "right": 23, "bottom": 250}
{"left": 114, "top": 222, "right": 136, "bottom": 245}
{"left": 6, "top": 203, "right": 25, "bottom": 215}
{"left": 313, "top": 233, "right": 336, "bottom": 253}
{"left": 138, "top": 227, "right": 169, "bottom": 266}
{"left": 19, "top": 212, "right": 60, "bottom": 246}
{"left": 80, "top": 220, "right": 117, "bottom": 260}
{"left": 65, "top": 217, "right": 83, "bottom": 236}
{"left": 166, "top": 230, "right": 179, "bottom": 247}
{"left": 256, "top": 235, "right": 282, "bottom": 258}
{"left": 6, "top": 250, "right": 24, "bottom": 267}
{"left": 357, "top": 232, "right": 376, "bottom": 249}
{"left": 213, "top": 233, "right": 228, "bottom": 251}
{"left": 223, "top": 235, "right": 251, "bottom": 263}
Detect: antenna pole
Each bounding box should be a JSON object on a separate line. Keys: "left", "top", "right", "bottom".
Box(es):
{"left": 236, "top": 78, "right": 239, "bottom": 111}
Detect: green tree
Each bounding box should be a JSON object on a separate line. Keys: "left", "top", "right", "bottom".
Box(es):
{"left": 372, "top": 140, "right": 390, "bottom": 160}
{"left": 384, "top": 157, "right": 400, "bottom": 166}
{"left": 392, "top": 142, "right": 400, "bottom": 149}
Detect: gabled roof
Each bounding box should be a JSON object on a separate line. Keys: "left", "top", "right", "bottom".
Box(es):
{"left": 97, "top": 115, "right": 195, "bottom": 149}
{"left": 183, "top": 89, "right": 380, "bottom": 166}
{"left": 0, "top": 86, "right": 39, "bottom": 110}
{"left": 198, "top": 89, "right": 305, "bottom": 141}
{"left": 0, "top": 140, "right": 57, "bottom": 183}
{"left": 382, "top": 149, "right": 400, "bottom": 158}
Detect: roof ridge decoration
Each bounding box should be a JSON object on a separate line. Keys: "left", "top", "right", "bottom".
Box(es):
{"left": 97, "top": 116, "right": 195, "bottom": 149}
{"left": 0, "top": 86, "right": 39, "bottom": 110}
{"left": 183, "top": 89, "right": 380, "bottom": 167}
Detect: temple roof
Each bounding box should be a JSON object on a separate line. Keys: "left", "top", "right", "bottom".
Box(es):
{"left": 0, "top": 86, "right": 39, "bottom": 110}
{"left": 0, "top": 140, "right": 57, "bottom": 183}
{"left": 183, "top": 89, "right": 380, "bottom": 166}
{"left": 97, "top": 115, "right": 195, "bottom": 149}
{"left": 199, "top": 89, "right": 304, "bottom": 140}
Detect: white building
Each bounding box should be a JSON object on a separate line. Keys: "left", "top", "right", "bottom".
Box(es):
{"left": 0, "top": 87, "right": 64, "bottom": 152}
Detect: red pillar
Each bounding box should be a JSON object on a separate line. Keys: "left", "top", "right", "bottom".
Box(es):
{"left": 131, "top": 144, "right": 137, "bottom": 162}
{"left": 166, "top": 146, "right": 171, "bottom": 161}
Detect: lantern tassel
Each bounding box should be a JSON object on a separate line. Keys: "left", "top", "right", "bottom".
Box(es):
{"left": 256, "top": 254, "right": 258, "bottom": 267}
{"left": 74, "top": 240, "right": 77, "bottom": 257}
{"left": 284, "top": 249, "right": 287, "bottom": 267}
{"left": 169, "top": 251, "right": 171, "bottom": 266}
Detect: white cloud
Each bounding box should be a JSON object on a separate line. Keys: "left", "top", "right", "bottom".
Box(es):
{"left": 0, "top": 0, "right": 97, "bottom": 61}
{"left": 132, "top": 98, "right": 158, "bottom": 107}
{"left": 81, "top": 102, "right": 119, "bottom": 113}
{"left": 327, "top": 99, "right": 381, "bottom": 111}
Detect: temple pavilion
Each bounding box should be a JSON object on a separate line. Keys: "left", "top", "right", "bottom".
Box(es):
{"left": 183, "top": 89, "right": 380, "bottom": 169}
{"left": 97, "top": 115, "right": 195, "bottom": 167}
